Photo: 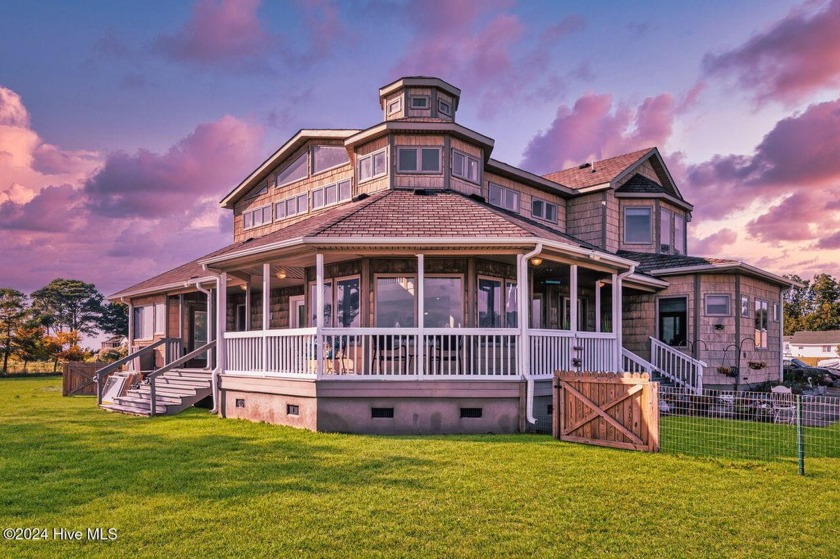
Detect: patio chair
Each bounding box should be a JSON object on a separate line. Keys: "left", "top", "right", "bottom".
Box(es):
{"left": 371, "top": 335, "right": 407, "bottom": 374}
{"left": 770, "top": 385, "right": 796, "bottom": 425}
{"left": 431, "top": 334, "right": 462, "bottom": 375}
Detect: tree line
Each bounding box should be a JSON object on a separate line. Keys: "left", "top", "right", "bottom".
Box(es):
{"left": 0, "top": 279, "right": 127, "bottom": 374}
{"left": 783, "top": 273, "right": 840, "bottom": 335}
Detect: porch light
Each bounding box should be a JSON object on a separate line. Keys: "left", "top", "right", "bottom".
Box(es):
{"left": 529, "top": 257, "right": 543, "bottom": 266}
{"left": 276, "top": 269, "right": 287, "bottom": 279}
{"left": 588, "top": 251, "right": 601, "bottom": 261}
{"left": 240, "top": 284, "right": 247, "bottom": 291}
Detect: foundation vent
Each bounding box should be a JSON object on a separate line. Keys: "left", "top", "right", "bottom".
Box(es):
{"left": 460, "top": 407, "right": 483, "bottom": 418}
{"left": 287, "top": 404, "right": 300, "bottom": 416}
{"left": 235, "top": 399, "right": 245, "bottom": 408}
{"left": 371, "top": 407, "right": 395, "bottom": 419}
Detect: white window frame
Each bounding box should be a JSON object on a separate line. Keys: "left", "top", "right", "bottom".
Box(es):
{"left": 423, "top": 274, "right": 464, "bottom": 328}
{"left": 374, "top": 274, "right": 417, "bottom": 328}
{"left": 154, "top": 302, "right": 165, "bottom": 335}
{"left": 705, "top": 294, "right": 731, "bottom": 316}
{"left": 133, "top": 305, "right": 154, "bottom": 341}
{"left": 674, "top": 213, "right": 686, "bottom": 255}
{"left": 532, "top": 197, "right": 558, "bottom": 223}
{"left": 275, "top": 152, "right": 309, "bottom": 188}
{"left": 387, "top": 97, "right": 401, "bottom": 115}
{"left": 358, "top": 147, "right": 388, "bottom": 183}
{"left": 451, "top": 149, "right": 480, "bottom": 184}
{"left": 243, "top": 204, "right": 272, "bottom": 230}
{"left": 311, "top": 145, "right": 349, "bottom": 176}
{"left": 308, "top": 274, "right": 361, "bottom": 328}
{"left": 410, "top": 96, "right": 429, "bottom": 109}
{"left": 624, "top": 206, "right": 653, "bottom": 244}
{"left": 438, "top": 99, "right": 452, "bottom": 116}
{"left": 754, "top": 298, "right": 769, "bottom": 349}
{"left": 772, "top": 302, "right": 779, "bottom": 322}
{"left": 488, "top": 182, "right": 520, "bottom": 213}
{"left": 274, "top": 194, "right": 308, "bottom": 222}
{"left": 396, "top": 146, "right": 442, "bottom": 174}
{"left": 740, "top": 295, "right": 750, "bottom": 317}
{"left": 312, "top": 179, "right": 352, "bottom": 210}
{"left": 235, "top": 303, "right": 247, "bottom": 331}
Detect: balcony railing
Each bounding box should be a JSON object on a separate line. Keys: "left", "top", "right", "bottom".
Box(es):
{"left": 223, "top": 327, "right": 618, "bottom": 379}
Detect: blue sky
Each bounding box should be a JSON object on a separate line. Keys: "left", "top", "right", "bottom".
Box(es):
{"left": 2, "top": 0, "right": 839, "bottom": 299}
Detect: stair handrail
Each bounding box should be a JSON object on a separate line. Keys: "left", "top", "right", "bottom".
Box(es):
{"left": 96, "top": 338, "right": 174, "bottom": 405}
{"left": 147, "top": 340, "right": 217, "bottom": 417}
{"left": 649, "top": 337, "right": 707, "bottom": 394}
{"left": 622, "top": 348, "right": 662, "bottom": 375}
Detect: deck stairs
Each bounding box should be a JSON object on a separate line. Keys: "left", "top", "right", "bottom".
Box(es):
{"left": 101, "top": 369, "right": 213, "bottom": 416}
{"left": 622, "top": 337, "right": 706, "bottom": 394}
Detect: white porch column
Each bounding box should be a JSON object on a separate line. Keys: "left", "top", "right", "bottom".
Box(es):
{"left": 570, "top": 265, "right": 579, "bottom": 334}
{"left": 245, "top": 281, "right": 251, "bottom": 331}
{"left": 214, "top": 272, "right": 227, "bottom": 413}
{"left": 262, "top": 263, "right": 270, "bottom": 372}
{"left": 206, "top": 287, "right": 214, "bottom": 368}
{"left": 178, "top": 295, "right": 183, "bottom": 338}
{"left": 612, "top": 272, "right": 622, "bottom": 371}
{"left": 315, "top": 253, "right": 325, "bottom": 378}
{"left": 127, "top": 302, "right": 134, "bottom": 347}
{"left": 595, "top": 281, "right": 603, "bottom": 333}
{"left": 416, "top": 253, "right": 425, "bottom": 377}
{"left": 516, "top": 254, "right": 528, "bottom": 377}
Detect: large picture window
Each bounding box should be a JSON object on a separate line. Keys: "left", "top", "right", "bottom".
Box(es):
{"left": 309, "top": 277, "right": 360, "bottom": 328}
{"left": 755, "top": 299, "right": 769, "bottom": 349}
{"left": 424, "top": 277, "right": 463, "bottom": 328}
{"left": 311, "top": 145, "right": 348, "bottom": 174}
{"left": 375, "top": 276, "right": 416, "bottom": 327}
{"left": 477, "top": 277, "right": 518, "bottom": 328}
{"left": 276, "top": 152, "right": 308, "bottom": 187}
{"left": 658, "top": 297, "right": 687, "bottom": 346}
{"left": 624, "top": 207, "right": 652, "bottom": 244}
{"left": 397, "top": 147, "right": 441, "bottom": 173}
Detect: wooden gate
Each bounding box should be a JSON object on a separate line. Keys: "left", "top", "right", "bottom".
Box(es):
{"left": 63, "top": 362, "right": 102, "bottom": 396}
{"left": 553, "top": 371, "right": 659, "bottom": 452}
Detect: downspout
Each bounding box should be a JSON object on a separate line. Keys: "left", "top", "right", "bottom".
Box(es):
{"left": 193, "top": 276, "right": 220, "bottom": 413}
{"left": 522, "top": 243, "right": 543, "bottom": 425}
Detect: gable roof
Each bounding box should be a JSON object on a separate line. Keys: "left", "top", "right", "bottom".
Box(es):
{"left": 789, "top": 330, "right": 840, "bottom": 345}
{"left": 615, "top": 174, "right": 668, "bottom": 194}
{"left": 543, "top": 148, "right": 653, "bottom": 190}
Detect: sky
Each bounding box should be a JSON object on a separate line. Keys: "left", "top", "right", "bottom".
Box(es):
{"left": 2, "top": 0, "right": 840, "bottom": 302}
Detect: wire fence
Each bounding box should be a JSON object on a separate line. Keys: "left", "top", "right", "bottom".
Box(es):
{"left": 659, "top": 386, "right": 840, "bottom": 474}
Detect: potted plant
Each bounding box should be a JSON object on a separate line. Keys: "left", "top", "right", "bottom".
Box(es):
{"left": 748, "top": 361, "right": 767, "bottom": 370}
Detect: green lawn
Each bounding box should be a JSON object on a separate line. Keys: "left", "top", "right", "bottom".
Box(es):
{"left": 1, "top": 378, "right": 838, "bottom": 558}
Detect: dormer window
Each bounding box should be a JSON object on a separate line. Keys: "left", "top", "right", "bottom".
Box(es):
{"left": 397, "top": 147, "right": 441, "bottom": 173}
{"left": 358, "top": 148, "right": 387, "bottom": 182}
{"left": 276, "top": 152, "right": 308, "bottom": 187}
{"left": 532, "top": 198, "right": 557, "bottom": 223}
{"left": 451, "top": 149, "right": 480, "bottom": 183}
{"left": 387, "top": 98, "right": 401, "bottom": 115}
{"left": 624, "top": 207, "right": 652, "bottom": 244}
{"left": 410, "top": 96, "right": 429, "bottom": 109}
{"left": 438, "top": 99, "right": 452, "bottom": 116}
{"left": 488, "top": 183, "right": 519, "bottom": 212}
{"left": 312, "top": 145, "right": 349, "bottom": 175}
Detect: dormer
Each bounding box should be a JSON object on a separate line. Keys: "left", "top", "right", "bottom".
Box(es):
{"left": 379, "top": 77, "right": 461, "bottom": 122}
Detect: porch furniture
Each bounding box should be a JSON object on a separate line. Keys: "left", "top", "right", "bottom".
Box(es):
{"left": 430, "top": 334, "right": 463, "bottom": 375}
{"left": 372, "top": 335, "right": 408, "bottom": 374}
{"left": 770, "top": 385, "right": 796, "bottom": 424}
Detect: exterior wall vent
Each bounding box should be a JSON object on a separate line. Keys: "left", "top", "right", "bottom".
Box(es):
{"left": 235, "top": 399, "right": 245, "bottom": 408}
{"left": 371, "top": 407, "right": 395, "bottom": 418}
{"left": 287, "top": 404, "right": 300, "bottom": 416}
{"left": 460, "top": 407, "right": 483, "bottom": 418}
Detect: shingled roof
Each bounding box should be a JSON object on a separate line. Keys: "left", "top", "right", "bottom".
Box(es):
{"left": 615, "top": 174, "right": 668, "bottom": 194}
{"left": 543, "top": 148, "right": 653, "bottom": 189}
{"left": 617, "top": 251, "right": 737, "bottom": 273}
{"left": 789, "top": 330, "right": 840, "bottom": 345}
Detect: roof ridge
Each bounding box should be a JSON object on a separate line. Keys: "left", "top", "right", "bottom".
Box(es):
{"left": 542, "top": 146, "right": 654, "bottom": 178}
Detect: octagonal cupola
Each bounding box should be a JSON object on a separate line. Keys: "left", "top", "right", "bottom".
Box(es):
{"left": 379, "top": 76, "right": 461, "bottom": 122}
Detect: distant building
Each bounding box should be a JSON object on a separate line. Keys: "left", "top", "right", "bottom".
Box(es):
{"left": 787, "top": 331, "right": 840, "bottom": 359}
{"left": 100, "top": 335, "right": 128, "bottom": 351}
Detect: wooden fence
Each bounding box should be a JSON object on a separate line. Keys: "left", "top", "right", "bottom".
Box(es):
{"left": 63, "top": 362, "right": 103, "bottom": 396}
{"left": 553, "top": 371, "right": 659, "bottom": 452}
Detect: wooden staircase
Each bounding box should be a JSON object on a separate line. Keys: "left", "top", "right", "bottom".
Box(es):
{"left": 101, "top": 369, "right": 213, "bottom": 416}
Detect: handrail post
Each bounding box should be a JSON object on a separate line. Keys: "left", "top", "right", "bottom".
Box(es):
{"left": 149, "top": 377, "right": 156, "bottom": 417}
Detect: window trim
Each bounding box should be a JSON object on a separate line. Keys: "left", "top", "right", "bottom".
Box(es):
{"left": 387, "top": 97, "right": 401, "bottom": 115}
{"left": 310, "top": 145, "right": 350, "bottom": 177}
{"left": 374, "top": 274, "right": 417, "bottom": 328}
{"left": 132, "top": 305, "right": 154, "bottom": 341}
{"left": 488, "top": 182, "right": 520, "bottom": 213}
{"left": 754, "top": 298, "right": 769, "bottom": 349}
{"left": 438, "top": 98, "right": 452, "bottom": 116}
{"left": 312, "top": 179, "right": 352, "bottom": 210}
{"left": 308, "top": 274, "right": 361, "bottom": 328}
{"left": 410, "top": 95, "right": 430, "bottom": 109}
{"left": 660, "top": 207, "right": 672, "bottom": 254}
{"left": 396, "top": 146, "right": 443, "bottom": 174}
{"left": 674, "top": 213, "right": 686, "bottom": 255}
{"left": 275, "top": 152, "right": 309, "bottom": 188}
{"left": 531, "top": 197, "right": 558, "bottom": 224}
{"left": 704, "top": 293, "right": 731, "bottom": 317}
{"left": 154, "top": 302, "right": 165, "bottom": 335}
{"left": 451, "top": 148, "right": 480, "bottom": 184}
{"left": 274, "top": 194, "right": 308, "bottom": 222}
{"left": 772, "top": 302, "right": 779, "bottom": 322}
{"left": 740, "top": 295, "right": 750, "bottom": 318}
{"left": 624, "top": 206, "right": 653, "bottom": 245}
{"left": 243, "top": 204, "right": 272, "bottom": 230}
{"left": 357, "top": 147, "right": 388, "bottom": 184}
{"left": 423, "top": 273, "right": 465, "bottom": 328}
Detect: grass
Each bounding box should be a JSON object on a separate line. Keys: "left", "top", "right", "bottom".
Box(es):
{"left": 1, "top": 377, "right": 838, "bottom": 559}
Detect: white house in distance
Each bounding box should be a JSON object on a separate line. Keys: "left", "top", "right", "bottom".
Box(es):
{"left": 98, "top": 76, "right": 796, "bottom": 434}
{"left": 786, "top": 330, "right": 840, "bottom": 359}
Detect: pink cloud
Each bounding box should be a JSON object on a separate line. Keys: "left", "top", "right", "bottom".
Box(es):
{"left": 690, "top": 228, "right": 738, "bottom": 255}
{"left": 0, "top": 87, "right": 30, "bottom": 127}
{"left": 703, "top": 0, "right": 840, "bottom": 104}
{"left": 157, "top": 0, "right": 275, "bottom": 67}
{"left": 84, "top": 115, "right": 263, "bottom": 218}
{"left": 390, "top": 1, "right": 584, "bottom": 118}
{"left": 520, "top": 92, "right": 675, "bottom": 173}
{"left": 746, "top": 189, "right": 840, "bottom": 243}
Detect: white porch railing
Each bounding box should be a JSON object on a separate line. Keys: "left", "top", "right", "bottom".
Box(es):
{"left": 649, "top": 337, "right": 706, "bottom": 393}
{"left": 529, "top": 330, "right": 619, "bottom": 377}
{"left": 224, "top": 327, "right": 619, "bottom": 379}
